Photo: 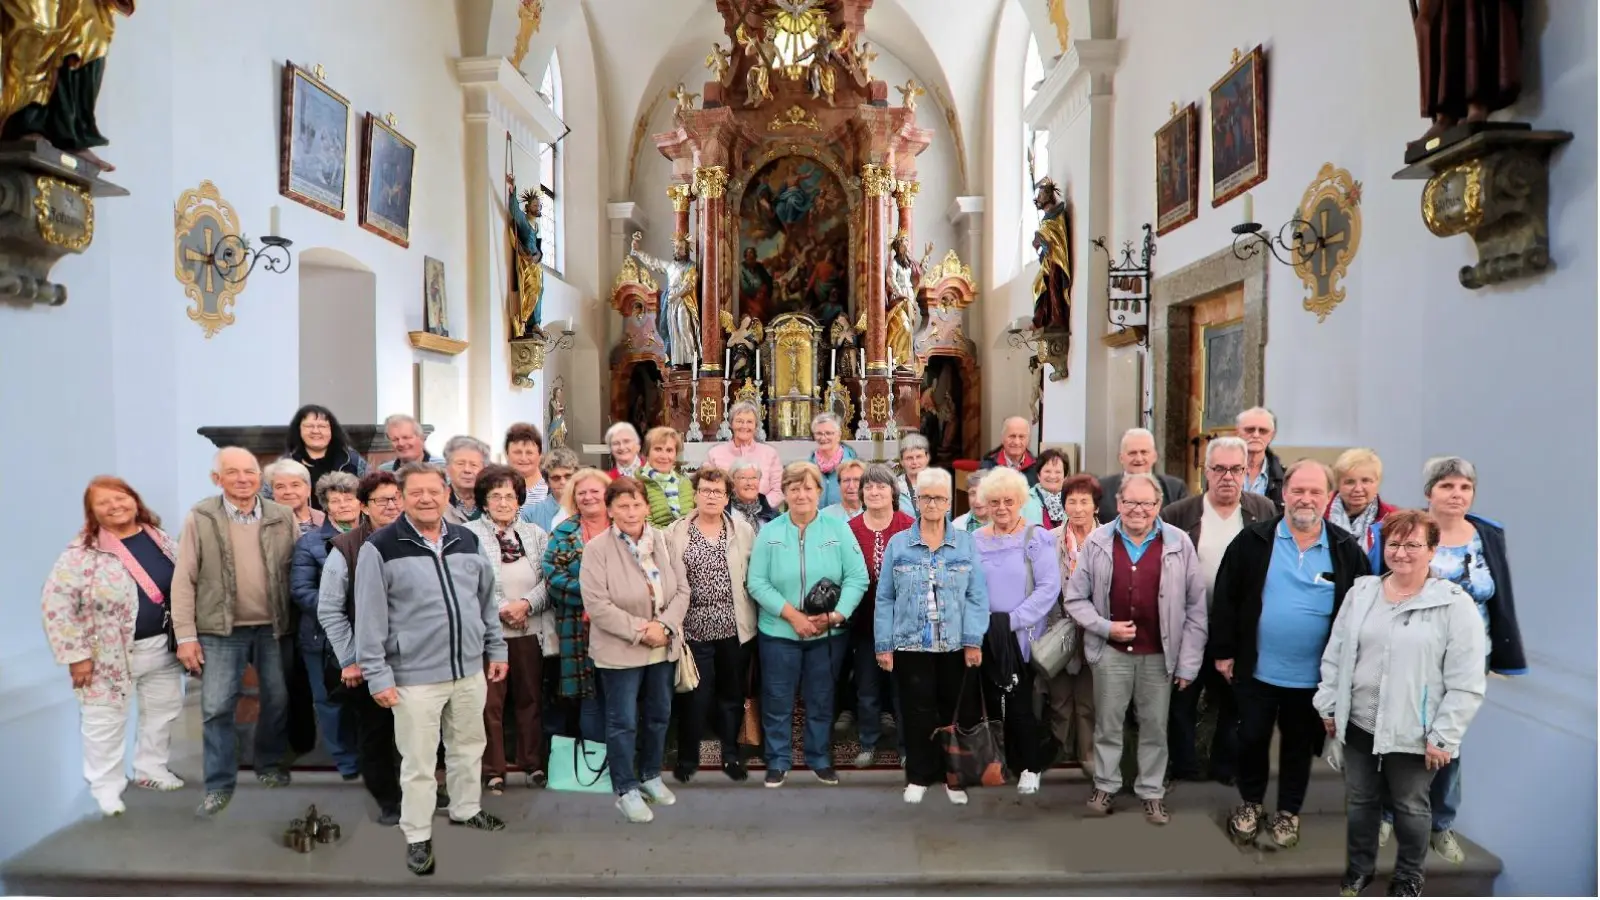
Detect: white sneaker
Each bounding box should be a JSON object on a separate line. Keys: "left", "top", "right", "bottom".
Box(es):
{"left": 97, "top": 797, "right": 125, "bottom": 817}
{"left": 1378, "top": 820, "right": 1393, "bottom": 847}
{"left": 1017, "top": 770, "right": 1041, "bottom": 795}
{"left": 639, "top": 776, "right": 677, "bottom": 806}
{"left": 616, "top": 789, "right": 654, "bottom": 823}
{"left": 903, "top": 784, "right": 927, "bottom": 804}
{"left": 946, "top": 786, "right": 969, "bottom": 805}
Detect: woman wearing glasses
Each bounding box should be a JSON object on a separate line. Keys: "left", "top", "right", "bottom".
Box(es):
{"left": 1315, "top": 509, "right": 1486, "bottom": 898}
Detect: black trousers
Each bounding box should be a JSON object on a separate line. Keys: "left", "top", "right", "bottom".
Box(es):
{"left": 674, "top": 635, "right": 750, "bottom": 769}
{"left": 1168, "top": 649, "right": 1238, "bottom": 779}
{"left": 982, "top": 659, "right": 1056, "bottom": 776}
{"left": 1344, "top": 724, "right": 1434, "bottom": 883}
{"left": 1234, "top": 677, "right": 1323, "bottom": 813}
{"left": 892, "top": 650, "right": 974, "bottom": 787}
{"left": 343, "top": 688, "right": 402, "bottom": 810}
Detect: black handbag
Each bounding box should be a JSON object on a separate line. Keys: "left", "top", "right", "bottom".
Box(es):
{"left": 801, "top": 577, "right": 841, "bottom": 615}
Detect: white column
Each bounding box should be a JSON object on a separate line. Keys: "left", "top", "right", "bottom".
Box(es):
{"left": 946, "top": 196, "right": 986, "bottom": 350}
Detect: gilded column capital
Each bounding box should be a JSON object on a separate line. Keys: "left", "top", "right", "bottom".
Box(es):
{"left": 667, "top": 182, "right": 694, "bottom": 212}
{"left": 692, "top": 165, "right": 728, "bottom": 200}
{"left": 861, "top": 164, "right": 895, "bottom": 198}
{"left": 893, "top": 179, "right": 920, "bottom": 208}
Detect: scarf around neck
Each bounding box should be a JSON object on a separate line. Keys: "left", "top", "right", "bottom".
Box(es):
{"left": 1033, "top": 484, "right": 1066, "bottom": 524}
{"left": 1328, "top": 495, "right": 1380, "bottom": 550}
{"left": 813, "top": 446, "right": 845, "bottom": 475}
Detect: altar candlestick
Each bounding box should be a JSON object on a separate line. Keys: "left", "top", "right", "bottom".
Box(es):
{"left": 754, "top": 348, "right": 760, "bottom": 382}
{"left": 859, "top": 347, "right": 865, "bottom": 375}
{"left": 269, "top": 205, "right": 281, "bottom": 236}
{"left": 724, "top": 347, "right": 731, "bottom": 374}
{"left": 1241, "top": 192, "right": 1253, "bottom": 225}
{"left": 830, "top": 348, "right": 837, "bottom": 382}
{"left": 693, "top": 360, "right": 700, "bottom": 381}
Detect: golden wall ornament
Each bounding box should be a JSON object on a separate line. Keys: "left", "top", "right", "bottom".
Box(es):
{"left": 868, "top": 395, "right": 889, "bottom": 421}
{"left": 1047, "top": 0, "right": 1071, "bottom": 53}
{"left": 698, "top": 395, "right": 720, "bottom": 429}
{"left": 1293, "top": 163, "right": 1362, "bottom": 323}
{"left": 612, "top": 255, "right": 659, "bottom": 295}
{"left": 893, "top": 179, "right": 920, "bottom": 210}
{"left": 510, "top": 0, "right": 543, "bottom": 70}
{"left": 767, "top": 105, "right": 821, "bottom": 132}
{"left": 33, "top": 176, "right": 93, "bottom": 251}
{"left": 667, "top": 182, "right": 694, "bottom": 213}
{"left": 509, "top": 336, "right": 547, "bottom": 387}
{"left": 860, "top": 164, "right": 895, "bottom": 198}
{"left": 919, "top": 249, "right": 974, "bottom": 291}
{"left": 174, "top": 180, "right": 247, "bottom": 338}
{"left": 693, "top": 165, "right": 728, "bottom": 200}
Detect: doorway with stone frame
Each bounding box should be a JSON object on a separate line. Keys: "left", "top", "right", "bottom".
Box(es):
{"left": 1149, "top": 245, "right": 1268, "bottom": 492}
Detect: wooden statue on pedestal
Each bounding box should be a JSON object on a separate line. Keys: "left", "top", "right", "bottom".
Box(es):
{"left": 1031, "top": 177, "right": 1072, "bottom": 332}
{"left": 1408, "top": 0, "right": 1526, "bottom": 160}
{"left": 508, "top": 178, "right": 544, "bottom": 338}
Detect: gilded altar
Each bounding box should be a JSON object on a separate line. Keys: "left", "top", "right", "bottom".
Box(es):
{"left": 766, "top": 312, "right": 820, "bottom": 440}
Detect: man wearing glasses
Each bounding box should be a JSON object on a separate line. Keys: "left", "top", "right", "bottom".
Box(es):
{"left": 1236, "top": 407, "right": 1285, "bottom": 509}
{"left": 1161, "top": 437, "right": 1277, "bottom": 785}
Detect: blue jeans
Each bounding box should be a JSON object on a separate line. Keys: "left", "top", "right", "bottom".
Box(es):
{"left": 760, "top": 633, "right": 848, "bottom": 771}
{"left": 1383, "top": 755, "right": 1462, "bottom": 832}
{"left": 598, "top": 662, "right": 673, "bottom": 796}
{"left": 300, "top": 647, "right": 359, "bottom": 776}
{"left": 198, "top": 626, "right": 288, "bottom": 793}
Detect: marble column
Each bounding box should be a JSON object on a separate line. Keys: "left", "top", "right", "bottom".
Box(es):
{"left": 692, "top": 165, "right": 729, "bottom": 434}
{"left": 861, "top": 163, "right": 893, "bottom": 430}
{"left": 893, "top": 179, "right": 919, "bottom": 242}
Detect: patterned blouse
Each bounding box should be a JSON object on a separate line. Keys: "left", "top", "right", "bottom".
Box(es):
{"left": 681, "top": 520, "right": 738, "bottom": 643}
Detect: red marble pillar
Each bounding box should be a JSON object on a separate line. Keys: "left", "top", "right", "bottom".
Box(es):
{"left": 692, "top": 166, "right": 729, "bottom": 433}
{"left": 862, "top": 163, "right": 893, "bottom": 431}
{"left": 893, "top": 179, "right": 919, "bottom": 244}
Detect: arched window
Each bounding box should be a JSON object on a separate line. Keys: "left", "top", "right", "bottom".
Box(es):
{"left": 1023, "top": 37, "right": 1049, "bottom": 195}
{"left": 537, "top": 52, "right": 563, "bottom": 273}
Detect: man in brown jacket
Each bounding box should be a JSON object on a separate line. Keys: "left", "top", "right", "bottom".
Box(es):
{"left": 171, "top": 446, "right": 298, "bottom": 816}
{"left": 1161, "top": 436, "right": 1276, "bottom": 784}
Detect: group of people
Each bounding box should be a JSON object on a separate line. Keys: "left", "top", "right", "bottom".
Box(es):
{"left": 40, "top": 402, "right": 1520, "bottom": 894}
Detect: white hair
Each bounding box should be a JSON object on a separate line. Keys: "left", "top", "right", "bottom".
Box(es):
{"left": 604, "top": 421, "right": 640, "bottom": 445}
{"left": 728, "top": 401, "right": 762, "bottom": 423}
{"left": 1205, "top": 436, "right": 1250, "bottom": 467}
{"left": 384, "top": 413, "right": 421, "bottom": 435}
{"left": 1119, "top": 427, "right": 1156, "bottom": 452}
{"left": 263, "top": 458, "right": 311, "bottom": 486}
{"left": 728, "top": 457, "right": 762, "bottom": 476}
{"left": 811, "top": 411, "right": 842, "bottom": 431}
{"left": 915, "top": 467, "right": 952, "bottom": 497}
{"left": 1117, "top": 471, "right": 1164, "bottom": 501}
{"left": 1002, "top": 416, "right": 1031, "bottom": 433}
{"left": 975, "top": 465, "right": 1029, "bottom": 505}
{"left": 1237, "top": 406, "right": 1277, "bottom": 429}
{"left": 211, "top": 446, "right": 259, "bottom": 475}
{"left": 442, "top": 435, "right": 490, "bottom": 463}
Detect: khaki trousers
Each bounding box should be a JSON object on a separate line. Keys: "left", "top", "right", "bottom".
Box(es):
{"left": 393, "top": 672, "right": 488, "bottom": 843}
{"left": 1037, "top": 663, "right": 1096, "bottom": 777}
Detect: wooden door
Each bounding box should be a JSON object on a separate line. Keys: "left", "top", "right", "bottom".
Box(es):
{"left": 1185, "top": 285, "right": 1245, "bottom": 492}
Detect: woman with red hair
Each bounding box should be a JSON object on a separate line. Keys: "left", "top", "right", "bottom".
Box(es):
{"left": 41, "top": 476, "right": 186, "bottom": 816}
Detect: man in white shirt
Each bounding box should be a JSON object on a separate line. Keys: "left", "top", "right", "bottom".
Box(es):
{"left": 1160, "top": 437, "right": 1275, "bottom": 784}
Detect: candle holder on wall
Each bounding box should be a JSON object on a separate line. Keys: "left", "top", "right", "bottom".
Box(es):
{"left": 1230, "top": 216, "right": 1325, "bottom": 267}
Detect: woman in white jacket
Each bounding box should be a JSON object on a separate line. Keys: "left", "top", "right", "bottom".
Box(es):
{"left": 1314, "top": 509, "right": 1486, "bottom": 899}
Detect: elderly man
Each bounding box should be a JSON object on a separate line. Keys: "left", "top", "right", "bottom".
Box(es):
{"left": 1064, "top": 473, "right": 1207, "bottom": 826}
{"left": 441, "top": 435, "right": 490, "bottom": 524}
{"left": 1096, "top": 428, "right": 1190, "bottom": 523}
{"left": 1161, "top": 437, "right": 1276, "bottom": 784}
{"left": 355, "top": 463, "right": 509, "bottom": 875}
{"left": 1236, "top": 407, "right": 1284, "bottom": 509}
{"left": 522, "top": 447, "right": 579, "bottom": 531}
{"left": 380, "top": 414, "right": 440, "bottom": 471}
{"left": 1211, "top": 460, "right": 1370, "bottom": 850}
{"left": 979, "top": 415, "right": 1039, "bottom": 484}
{"left": 171, "top": 447, "right": 299, "bottom": 816}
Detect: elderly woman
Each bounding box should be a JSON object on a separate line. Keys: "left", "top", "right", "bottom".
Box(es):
{"left": 1326, "top": 448, "right": 1394, "bottom": 554}
{"left": 841, "top": 463, "right": 914, "bottom": 764}
{"left": 282, "top": 404, "right": 369, "bottom": 510}
{"left": 442, "top": 435, "right": 491, "bottom": 523}
{"left": 894, "top": 433, "right": 931, "bottom": 512}
{"left": 822, "top": 458, "right": 866, "bottom": 521}
{"left": 747, "top": 461, "right": 870, "bottom": 787}
{"left": 972, "top": 466, "right": 1063, "bottom": 795}
{"left": 580, "top": 477, "right": 690, "bottom": 823}
{"left": 504, "top": 423, "right": 549, "bottom": 517}
{"left": 1039, "top": 473, "right": 1102, "bottom": 776}
{"left": 664, "top": 466, "right": 758, "bottom": 783}
{"left": 808, "top": 412, "right": 858, "bottom": 508}
{"left": 1316, "top": 509, "right": 1486, "bottom": 898}
{"left": 42, "top": 476, "right": 186, "bottom": 815}
{"left": 875, "top": 468, "right": 988, "bottom": 804}
{"left": 1030, "top": 449, "right": 1071, "bottom": 529}
{"left": 604, "top": 422, "right": 642, "bottom": 479}
{"left": 951, "top": 470, "right": 991, "bottom": 532}
{"left": 637, "top": 426, "right": 693, "bottom": 527}
{"left": 543, "top": 468, "right": 615, "bottom": 746}
{"left": 288, "top": 472, "right": 363, "bottom": 780}
{"left": 1372, "top": 456, "right": 1525, "bottom": 865}
{"left": 264, "top": 458, "right": 325, "bottom": 536}
{"left": 465, "top": 464, "right": 552, "bottom": 794}
{"left": 523, "top": 447, "right": 580, "bottom": 532}
{"left": 729, "top": 457, "right": 778, "bottom": 529}
{"left": 707, "top": 401, "right": 784, "bottom": 507}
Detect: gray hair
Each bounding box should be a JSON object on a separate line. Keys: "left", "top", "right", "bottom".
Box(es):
{"left": 1116, "top": 471, "right": 1164, "bottom": 501}
{"left": 604, "top": 421, "right": 639, "bottom": 445}
{"left": 728, "top": 401, "right": 762, "bottom": 423}
{"left": 810, "top": 411, "right": 842, "bottom": 431}
{"left": 315, "top": 471, "right": 360, "bottom": 508}
{"left": 975, "top": 465, "right": 1029, "bottom": 505}
{"left": 728, "top": 457, "right": 762, "bottom": 477}
{"left": 542, "top": 447, "right": 580, "bottom": 474}
{"left": 1119, "top": 427, "right": 1156, "bottom": 452}
{"left": 263, "top": 458, "right": 311, "bottom": 487}
{"left": 963, "top": 469, "right": 986, "bottom": 493}
{"left": 861, "top": 463, "right": 899, "bottom": 491}
{"left": 211, "top": 446, "right": 259, "bottom": 475}
{"left": 1423, "top": 455, "right": 1477, "bottom": 496}
{"left": 384, "top": 413, "right": 421, "bottom": 435}
{"left": 1205, "top": 436, "right": 1250, "bottom": 467}
{"left": 442, "top": 435, "right": 490, "bottom": 464}
{"left": 1237, "top": 406, "right": 1277, "bottom": 429}
{"left": 899, "top": 433, "right": 930, "bottom": 458}
{"left": 915, "top": 466, "right": 952, "bottom": 497}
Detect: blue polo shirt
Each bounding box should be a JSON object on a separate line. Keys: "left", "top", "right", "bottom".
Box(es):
{"left": 1114, "top": 518, "right": 1161, "bottom": 563}
{"left": 1254, "top": 519, "right": 1335, "bottom": 689}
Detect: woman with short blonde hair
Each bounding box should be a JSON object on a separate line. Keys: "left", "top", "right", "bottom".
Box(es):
{"left": 1327, "top": 448, "right": 1393, "bottom": 553}
{"left": 544, "top": 468, "right": 616, "bottom": 743}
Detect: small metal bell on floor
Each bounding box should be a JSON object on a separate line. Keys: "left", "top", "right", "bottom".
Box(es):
{"left": 283, "top": 805, "right": 340, "bottom": 852}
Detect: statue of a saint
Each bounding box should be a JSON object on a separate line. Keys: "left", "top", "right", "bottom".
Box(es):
{"left": 547, "top": 382, "right": 568, "bottom": 450}
{"left": 736, "top": 23, "right": 774, "bottom": 108}
{"left": 1412, "top": 0, "right": 1524, "bottom": 145}
{"left": 508, "top": 179, "right": 544, "bottom": 338}
{"left": 629, "top": 231, "right": 702, "bottom": 369}
{"left": 885, "top": 233, "right": 923, "bottom": 373}
{"left": 0, "top": 0, "right": 136, "bottom": 171}
{"left": 1030, "top": 178, "right": 1072, "bottom": 331}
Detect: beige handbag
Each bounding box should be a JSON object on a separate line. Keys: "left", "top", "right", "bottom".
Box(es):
{"left": 674, "top": 641, "right": 700, "bottom": 693}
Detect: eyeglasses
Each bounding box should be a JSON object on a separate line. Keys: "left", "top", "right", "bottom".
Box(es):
{"left": 1384, "top": 542, "right": 1430, "bottom": 555}
{"left": 1208, "top": 465, "right": 1246, "bottom": 478}
{"left": 697, "top": 488, "right": 727, "bottom": 498}
{"left": 919, "top": 495, "right": 951, "bottom": 505}
{"left": 1119, "top": 499, "right": 1159, "bottom": 511}
{"left": 370, "top": 496, "right": 401, "bottom": 507}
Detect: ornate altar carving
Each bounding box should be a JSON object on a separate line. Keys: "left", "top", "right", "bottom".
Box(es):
{"left": 914, "top": 248, "right": 980, "bottom": 464}
{"left": 766, "top": 312, "right": 821, "bottom": 440}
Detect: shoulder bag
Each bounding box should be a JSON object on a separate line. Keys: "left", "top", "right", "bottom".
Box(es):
{"left": 1027, "top": 525, "right": 1079, "bottom": 678}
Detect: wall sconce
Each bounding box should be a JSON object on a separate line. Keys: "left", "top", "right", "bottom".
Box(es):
{"left": 207, "top": 233, "right": 294, "bottom": 284}
{"left": 1093, "top": 223, "right": 1155, "bottom": 348}
{"left": 1231, "top": 215, "right": 1325, "bottom": 268}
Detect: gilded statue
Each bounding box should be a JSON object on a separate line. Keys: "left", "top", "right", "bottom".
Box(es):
{"left": 0, "top": 0, "right": 136, "bottom": 171}
{"left": 629, "top": 231, "right": 701, "bottom": 369}
{"left": 885, "top": 233, "right": 924, "bottom": 372}
{"left": 508, "top": 178, "right": 544, "bottom": 338}
{"left": 799, "top": 22, "right": 847, "bottom": 106}
{"left": 1411, "top": 0, "right": 1524, "bottom": 146}
{"left": 736, "top": 23, "right": 774, "bottom": 108}
{"left": 1030, "top": 177, "right": 1072, "bottom": 331}
{"left": 669, "top": 82, "right": 699, "bottom": 119}
{"left": 705, "top": 41, "right": 733, "bottom": 86}
{"left": 510, "top": 0, "right": 542, "bottom": 70}
{"left": 896, "top": 78, "right": 924, "bottom": 112}
{"left": 1047, "top": 0, "right": 1070, "bottom": 54}
{"left": 852, "top": 40, "right": 877, "bottom": 84}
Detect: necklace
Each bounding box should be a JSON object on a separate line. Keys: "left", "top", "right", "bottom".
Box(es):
{"left": 991, "top": 518, "right": 1026, "bottom": 537}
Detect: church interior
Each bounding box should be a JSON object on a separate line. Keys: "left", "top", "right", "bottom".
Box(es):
{"left": 0, "top": 0, "right": 1594, "bottom": 894}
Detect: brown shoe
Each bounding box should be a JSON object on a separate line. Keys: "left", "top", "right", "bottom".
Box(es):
{"left": 1085, "top": 788, "right": 1114, "bottom": 816}
{"left": 1143, "top": 798, "right": 1170, "bottom": 825}
{"left": 1228, "top": 801, "right": 1263, "bottom": 845}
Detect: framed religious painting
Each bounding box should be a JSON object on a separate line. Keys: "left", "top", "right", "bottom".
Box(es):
{"left": 279, "top": 61, "right": 350, "bottom": 219}
{"left": 423, "top": 256, "right": 449, "bottom": 336}
{"left": 359, "top": 113, "right": 416, "bottom": 248}
{"left": 1154, "top": 102, "right": 1199, "bottom": 236}
{"left": 1209, "top": 45, "right": 1269, "bottom": 207}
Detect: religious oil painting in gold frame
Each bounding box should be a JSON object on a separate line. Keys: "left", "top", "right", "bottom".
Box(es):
{"left": 359, "top": 113, "right": 416, "bottom": 248}
{"left": 279, "top": 62, "right": 350, "bottom": 220}
{"left": 1209, "top": 45, "right": 1268, "bottom": 206}
{"left": 1154, "top": 102, "right": 1199, "bottom": 236}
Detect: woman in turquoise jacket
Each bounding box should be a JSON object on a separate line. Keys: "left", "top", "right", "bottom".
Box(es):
{"left": 746, "top": 461, "right": 869, "bottom": 787}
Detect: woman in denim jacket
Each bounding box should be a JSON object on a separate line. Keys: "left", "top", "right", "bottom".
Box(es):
{"left": 874, "top": 468, "right": 989, "bottom": 805}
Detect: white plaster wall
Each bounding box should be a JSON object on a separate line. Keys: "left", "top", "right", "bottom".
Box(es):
{"left": 298, "top": 264, "right": 379, "bottom": 422}
{"left": 1105, "top": 2, "right": 1596, "bottom": 892}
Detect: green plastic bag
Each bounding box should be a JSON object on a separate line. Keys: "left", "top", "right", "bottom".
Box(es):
{"left": 548, "top": 736, "right": 613, "bottom": 793}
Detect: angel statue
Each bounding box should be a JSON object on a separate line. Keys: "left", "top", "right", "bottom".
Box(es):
{"left": 508, "top": 178, "right": 544, "bottom": 338}
{"left": 630, "top": 231, "right": 701, "bottom": 369}
{"left": 736, "top": 23, "right": 774, "bottom": 108}
{"left": 0, "top": 0, "right": 136, "bottom": 171}
{"left": 720, "top": 308, "right": 764, "bottom": 384}
{"left": 705, "top": 41, "right": 733, "bottom": 85}
{"left": 852, "top": 40, "right": 878, "bottom": 84}
{"left": 669, "top": 82, "right": 699, "bottom": 118}
{"left": 885, "top": 232, "right": 924, "bottom": 374}
{"left": 896, "top": 78, "right": 924, "bottom": 113}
